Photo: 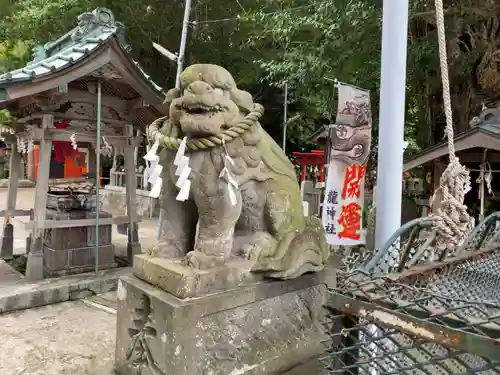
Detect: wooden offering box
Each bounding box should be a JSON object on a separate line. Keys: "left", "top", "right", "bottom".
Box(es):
{"left": 42, "top": 208, "right": 116, "bottom": 277}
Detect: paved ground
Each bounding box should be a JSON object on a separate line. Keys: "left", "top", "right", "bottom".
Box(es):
{"left": 0, "top": 297, "right": 117, "bottom": 375}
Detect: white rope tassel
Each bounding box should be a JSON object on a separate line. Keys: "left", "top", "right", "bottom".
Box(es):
{"left": 431, "top": 0, "right": 474, "bottom": 250}
{"left": 16, "top": 136, "right": 27, "bottom": 154}
{"left": 485, "top": 163, "right": 494, "bottom": 196}
{"left": 70, "top": 133, "right": 78, "bottom": 150}
{"left": 27, "top": 138, "right": 34, "bottom": 153}
{"left": 101, "top": 137, "right": 112, "bottom": 155}
{"left": 173, "top": 137, "right": 191, "bottom": 201}
{"left": 219, "top": 137, "right": 239, "bottom": 206}
{"left": 144, "top": 136, "right": 163, "bottom": 198}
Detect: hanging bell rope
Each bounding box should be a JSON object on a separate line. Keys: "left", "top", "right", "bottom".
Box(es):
{"left": 430, "top": 0, "right": 474, "bottom": 250}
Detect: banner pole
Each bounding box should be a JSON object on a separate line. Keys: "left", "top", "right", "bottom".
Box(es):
{"left": 374, "top": 0, "right": 409, "bottom": 249}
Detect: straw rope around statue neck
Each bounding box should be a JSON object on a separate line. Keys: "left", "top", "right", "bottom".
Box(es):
{"left": 147, "top": 103, "right": 264, "bottom": 151}
{"left": 431, "top": 0, "right": 474, "bottom": 250}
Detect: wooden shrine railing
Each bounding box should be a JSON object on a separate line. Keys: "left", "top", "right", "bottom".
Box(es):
{"left": 304, "top": 187, "right": 323, "bottom": 217}
{"left": 110, "top": 171, "right": 148, "bottom": 191}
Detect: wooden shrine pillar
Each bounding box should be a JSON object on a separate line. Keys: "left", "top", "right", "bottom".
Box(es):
{"left": 110, "top": 146, "right": 118, "bottom": 186}
{"left": 19, "top": 156, "right": 26, "bottom": 180}
{"left": 124, "top": 125, "right": 141, "bottom": 262}
{"left": 0, "top": 140, "right": 21, "bottom": 260}
{"left": 26, "top": 148, "right": 35, "bottom": 181}
{"left": 88, "top": 143, "right": 97, "bottom": 175}
{"left": 26, "top": 114, "right": 53, "bottom": 281}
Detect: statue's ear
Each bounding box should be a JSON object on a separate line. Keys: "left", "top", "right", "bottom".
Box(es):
{"left": 231, "top": 89, "right": 253, "bottom": 113}
{"left": 161, "top": 88, "right": 181, "bottom": 115}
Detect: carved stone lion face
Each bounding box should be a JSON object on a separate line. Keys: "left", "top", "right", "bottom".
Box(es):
{"left": 165, "top": 64, "right": 254, "bottom": 138}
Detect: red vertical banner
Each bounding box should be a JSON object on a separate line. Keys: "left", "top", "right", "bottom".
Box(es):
{"left": 322, "top": 84, "right": 371, "bottom": 245}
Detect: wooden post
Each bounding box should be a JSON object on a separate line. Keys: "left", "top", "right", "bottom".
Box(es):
{"left": 124, "top": 125, "right": 141, "bottom": 262}
{"left": 134, "top": 129, "right": 140, "bottom": 167}
{"left": 110, "top": 146, "right": 117, "bottom": 186}
{"left": 431, "top": 159, "right": 444, "bottom": 213}
{"left": 19, "top": 156, "right": 26, "bottom": 180}
{"left": 26, "top": 148, "right": 35, "bottom": 181}
{"left": 25, "top": 114, "right": 53, "bottom": 281}
{"left": 0, "top": 144, "right": 21, "bottom": 259}
{"left": 88, "top": 144, "right": 97, "bottom": 175}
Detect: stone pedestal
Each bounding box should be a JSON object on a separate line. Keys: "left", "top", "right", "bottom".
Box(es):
{"left": 114, "top": 256, "right": 333, "bottom": 375}
{"left": 43, "top": 209, "right": 116, "bottom": 277}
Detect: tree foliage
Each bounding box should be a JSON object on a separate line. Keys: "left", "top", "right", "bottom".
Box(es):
{"left": 0, "top": 0, "right": 499, "bottom": 154}
{"left": 245, "top": 0, "right": 382, "bottom": 150}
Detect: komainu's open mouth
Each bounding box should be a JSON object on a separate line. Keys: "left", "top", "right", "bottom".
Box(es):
{"left": 181, "top": 103, "right": 226, "bottom": 114}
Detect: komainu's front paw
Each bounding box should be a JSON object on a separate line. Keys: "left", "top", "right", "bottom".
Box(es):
{"left": 184, "top": 251, "right": 226, "bottom": 270}
{"left": 147, "top": 241, "right": 185, "bottom": 259}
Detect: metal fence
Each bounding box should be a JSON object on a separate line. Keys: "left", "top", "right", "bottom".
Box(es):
{"left": 321, "top": 213, "right": 500, "bottom": 374}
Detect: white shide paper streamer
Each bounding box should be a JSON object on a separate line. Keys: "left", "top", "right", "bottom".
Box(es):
{"left": 219, "top": 138, "right": 239, "bottom": 206}
{"left": 173, "top": 137, "right": 191, "bottom": 201}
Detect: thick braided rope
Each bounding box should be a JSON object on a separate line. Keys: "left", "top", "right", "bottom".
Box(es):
{"left": 147, "top": 103, "right": 264, "bottom": 151}
{"left": 431, "top": 0, "right": 474, "bottom": 250}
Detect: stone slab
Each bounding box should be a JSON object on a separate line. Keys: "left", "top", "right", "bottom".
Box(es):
{"left": 84, "top": 294, "right": 117, "bottom": 311}
{"left": 0, "top": 266, "right": 131, "bottom": 314}
{"left": 133, "top": 254, "right": 266, "bottom": 299}
{"left": 280, "top": 357, "right": 328, "bottom": 375}
{"left": 0, "top": 259, "right": 22, "bottom": 285}
{"left": 115, "top": 271, "right": 332, "bottom": 375}
{"left": 0, "top": 179, "right": 35, "bottom": 188}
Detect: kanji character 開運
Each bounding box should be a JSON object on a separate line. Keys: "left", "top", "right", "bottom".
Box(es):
{"left": 341, "top": 164, "right": 367, "bottom": 200}
{"left": 337, "top": 202, "right": 362, "bottom": 240}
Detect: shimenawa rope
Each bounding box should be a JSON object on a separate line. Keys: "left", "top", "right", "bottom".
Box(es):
{"left": 147, "top": 103, "right": 264, "bottom": 151}
{"left": 431, "top": 0, "right": 474, "bottom": 249}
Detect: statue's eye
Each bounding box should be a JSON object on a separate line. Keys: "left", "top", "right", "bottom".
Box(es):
{"left": 213, "top": 88, "right": 224, "bottom": 96}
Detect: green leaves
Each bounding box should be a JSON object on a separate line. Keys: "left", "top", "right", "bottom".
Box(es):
{"left": 244, "top": 0, "right": 382, "bottom": 147}
{"left": 1, "top": 0, "right": 94, "bottom": 41}
{"left": 0, "top": 40, "right": 32, "bottom": 74}
{"left": 0, "top": 109, "right": 13, "bottom": 128}
{"left": 0, "top": 0, "right": 493, "bottom": 154}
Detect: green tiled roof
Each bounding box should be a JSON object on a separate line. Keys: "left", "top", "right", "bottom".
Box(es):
{"left": 0, "top": 7, "right": 164, "bottom": 94}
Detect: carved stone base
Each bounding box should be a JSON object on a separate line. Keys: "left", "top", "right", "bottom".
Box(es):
{"left": 133, "top": 255, "right": 267, "bottom": 298}
{"left": 114, "top": 269, "right": 333, "bottom": 375}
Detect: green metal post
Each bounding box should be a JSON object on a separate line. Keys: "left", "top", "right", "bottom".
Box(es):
{"left": 95, "top": 80, "right": 102, "bottom": 274}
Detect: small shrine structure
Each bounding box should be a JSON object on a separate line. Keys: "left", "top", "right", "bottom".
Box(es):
{"left": 0, "top": 7, "right": 165, "bottom": 280}
{"left": 404, "top": 108, "right": 500, "bottom": 220}
{"left": 293, "top": 150, "right": 325, "bottom": 182}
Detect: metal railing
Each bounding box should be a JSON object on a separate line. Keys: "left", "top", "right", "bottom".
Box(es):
{"left": 321, "top": 213, "right": 500, "bottom": 374}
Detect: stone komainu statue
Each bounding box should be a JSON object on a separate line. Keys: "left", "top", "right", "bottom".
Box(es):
{"left": 148, "top": 64, "right": 329, "bottom": 279}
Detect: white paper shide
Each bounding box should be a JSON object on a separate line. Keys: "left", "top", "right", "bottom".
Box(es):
{"left": 144, "top": 137, "right": 163, "bottom": 198}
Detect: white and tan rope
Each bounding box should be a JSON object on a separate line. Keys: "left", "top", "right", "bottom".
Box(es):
{"left": 431, "top": 0, "right": 474, "bottom": 250}
{"left": 147, "top": 104, "right": 264, "bottom": 151}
